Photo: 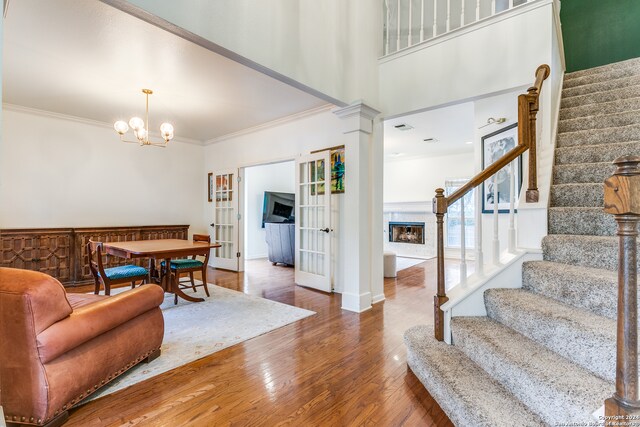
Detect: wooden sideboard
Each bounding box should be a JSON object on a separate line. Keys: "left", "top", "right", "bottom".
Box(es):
{"left": 0, "top": 225, "right": 189, "bottom": 286}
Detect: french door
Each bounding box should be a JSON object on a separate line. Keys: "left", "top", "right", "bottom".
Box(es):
{"left": 295, "top": 152, "right": 332, "bottom": 292}
{"left": 211, "top": 169, "right": 240, "bottom": 271}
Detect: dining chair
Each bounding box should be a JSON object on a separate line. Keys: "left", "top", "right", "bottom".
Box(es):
{"left": 87, "top": 240, "right": 149, "bottom": 295}
{"left": 161, "top": 234, "right": 211, "bottom": 304}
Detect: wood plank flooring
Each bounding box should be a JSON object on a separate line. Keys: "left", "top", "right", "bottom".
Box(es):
{"left": 66, "top": 259, "right": 461, "bottom": 426}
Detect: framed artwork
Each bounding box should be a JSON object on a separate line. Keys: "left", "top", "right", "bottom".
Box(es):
{"left": 311, "top": 145, "right": 345, "bottom": 194}
{"left": 481, "top": 123, "right": 522, "bottom": 213}
{"left": 207, "top": 173, "right": 213, "bottom": 202}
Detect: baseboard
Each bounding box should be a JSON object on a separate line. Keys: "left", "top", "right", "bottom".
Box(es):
{"left": 341, "top": 292, "right": 372, "bottom": 313}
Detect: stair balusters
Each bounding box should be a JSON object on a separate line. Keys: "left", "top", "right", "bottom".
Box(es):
{"left": 432, "top": 64, "right": 550, "bottom": 341}
{"left": 604, "top": 156, "right": 640, "bottom": 419}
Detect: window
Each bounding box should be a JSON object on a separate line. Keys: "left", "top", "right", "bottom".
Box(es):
{"left": 445, "top": 178, "right": 475, "bottom": 248}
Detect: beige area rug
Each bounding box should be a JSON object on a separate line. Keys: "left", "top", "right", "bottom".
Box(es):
{"left": 82, "top": 281, "right": 315, "bottom": 403}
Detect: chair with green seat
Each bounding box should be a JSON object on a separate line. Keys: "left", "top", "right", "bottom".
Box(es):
{"left": 161, "top": 234, "right": 211, "bottom": 304}
{"left": 87, "top": 240, "right": 149, "bottom": 295}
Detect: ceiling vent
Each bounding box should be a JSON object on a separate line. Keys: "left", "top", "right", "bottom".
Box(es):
{"left": 423, "top": 138, "right": 438, "bottom": 143}
{"left": 394, "top": 123, "right": 413, "bottom": 131}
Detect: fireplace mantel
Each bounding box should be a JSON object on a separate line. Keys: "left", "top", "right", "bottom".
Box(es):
{"left": 383, "top": 201, "right": 431, "bottom": 214}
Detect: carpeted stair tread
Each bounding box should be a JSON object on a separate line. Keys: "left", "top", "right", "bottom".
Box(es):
{"left": 557, "top": 123, "right": 640, "bottom": 148}
{"left": 560, "top": 96, "right": 640, "bottom": 121}
{"left": 564, "top": 66, "right": 640, "bottom": 89}
{"left": 555, "top": 141, "right": 640, "bottom": 165}
{"left": 542, "top": 234, "right": 639, "bottom": 271}
{"left": 564, "top": 56, "right": 640, "bottom": 80}
{"left": 452, "top": 317, "right": 611, "bottom": 425}
{"left": 561, "top": 84, "right": 640, "bottom": 109}
{"left": 558, "top": 110, "right": 640, "bottom": 133}
{"left": 550, "top": 183, "right": 603, "bottom": 207}
{"left": 548, "top": 207, "right": 615, "bottom": 236}
{"left": 553, "top": 162, "right": 615, "bottom": 184}
{"left": 484, "top": 288, "right": 615, "bottom": 382}
{"left": 522, "top": 260, "right": 616, "bottom": 319}
{"left": 563, "top": 74, "right": 640, "bottom": 99}
{"left": 404, "top": 325, "right": 545, "bottom": 427}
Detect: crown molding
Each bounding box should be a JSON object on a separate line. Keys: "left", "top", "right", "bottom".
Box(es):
{"left": 203, "top": 103, "right": 334, "bottom": 145}
{"left": 3, "top": 103, "right": 205, "bottom": 146}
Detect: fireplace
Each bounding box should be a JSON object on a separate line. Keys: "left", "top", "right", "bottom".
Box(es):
{"left": 389, "top": 222, "right": 425, "bottom": 244}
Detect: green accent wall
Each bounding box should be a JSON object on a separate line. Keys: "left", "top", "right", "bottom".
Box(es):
{"left": 561, "top": 0, "right": 640, "bottom": 72}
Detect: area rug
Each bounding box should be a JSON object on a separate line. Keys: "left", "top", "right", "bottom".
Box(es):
{"left": 82, "top": 282, "right": 315, "bottom": 402}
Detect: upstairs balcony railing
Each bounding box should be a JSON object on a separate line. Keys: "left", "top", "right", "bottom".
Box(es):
{"left": 383, "top": 0, "right": 531, "bottom": 56}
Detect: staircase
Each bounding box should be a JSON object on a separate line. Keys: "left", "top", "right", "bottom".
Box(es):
{"left": 406, "top": 57, "right": 640, "bottom": 426}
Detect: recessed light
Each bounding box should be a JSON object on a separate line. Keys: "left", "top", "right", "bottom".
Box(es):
{"left": 423, "top": 138, "right": 438, "bottom": 143}
{"left": 394, "top": 123, "right": 414, "bottom": 131}
{"left": 389, "top": 152, "right": 404, "bottom": 157}
{"left": 465, "top": 141, "right": 473, "bottom": 145}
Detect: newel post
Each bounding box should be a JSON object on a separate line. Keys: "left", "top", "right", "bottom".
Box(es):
{"left": 433, "top": 188, "right": 448, "bottom": 341}
{"left": 604, "top": 156, "right": 640, "bottom": 420}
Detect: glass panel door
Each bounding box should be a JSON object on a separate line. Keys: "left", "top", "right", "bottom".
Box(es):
{"left": 211, "top": 170, "right": 239, "bottom": 271}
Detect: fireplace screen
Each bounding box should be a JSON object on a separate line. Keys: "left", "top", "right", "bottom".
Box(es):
{"left": 389, "top": 222, "right": 425, "bottom": 244}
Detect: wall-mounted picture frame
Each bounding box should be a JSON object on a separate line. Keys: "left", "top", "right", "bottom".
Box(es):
{"left": 481, "top": 123, "right": 522, "bottom": 213}
{"left": 311, "top": 144, "right": 345, "bottom": 194}
{"left": 207, "top": 172, "right": 213, "bottom": 202}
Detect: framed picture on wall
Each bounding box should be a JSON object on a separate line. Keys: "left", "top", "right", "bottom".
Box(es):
{"left": 481, "top": 123, "right": 522, "bottom": 213}
{"left": 311, "top": 145, "right": 345, "bottom": 194}
{"left": 207, "top": 173, "right": 213, "bottom": 202}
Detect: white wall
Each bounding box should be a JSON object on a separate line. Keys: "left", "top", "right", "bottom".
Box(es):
{"left": 379, "top": 0, "right": 555, "bottom": 117}
{"left": 0, "top": 107, "right": 205, "bottom": 232}
{"left": 120, "top": 0, "right": 382, "bottom": 107}
{"left": 243, "top": 161, "right": 295, "bottom": 260}
{"left": 205, "top": 109, "right": 347, "bottom": 292}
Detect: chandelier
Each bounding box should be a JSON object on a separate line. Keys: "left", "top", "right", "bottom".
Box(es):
{"left": 113, "top": 89, "right": 174, "bottom": 147}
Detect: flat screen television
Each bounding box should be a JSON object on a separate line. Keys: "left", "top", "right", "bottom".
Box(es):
{"left": 262, "top": 191, "right": 295, "bottom": 228}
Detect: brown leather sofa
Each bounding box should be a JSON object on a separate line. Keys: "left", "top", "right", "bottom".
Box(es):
{"left": 0, "top": 268, "right": 165, "bottom": 427}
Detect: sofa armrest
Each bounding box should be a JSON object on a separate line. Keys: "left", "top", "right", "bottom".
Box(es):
{"left": 36, "top": 284, "right": 165, "bottom": 363}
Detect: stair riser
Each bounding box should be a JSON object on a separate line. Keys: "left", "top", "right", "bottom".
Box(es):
{"left": 561, "top": 85, "right": 640, "bottom": 109}
{"left": 522, "top": 262, "right": 616, "bottom": 319}
{"left": 541, "top": 235, "right": 637, "bottom": 271}
{"left": 565, "top": 57, "right": 640, "bottom": 80}
{"left": 550, "top": 185, "right": 603, "bottom": 207}
{"left": 553, "top": 163, "right": 615, "bottom": 184}
{"left": 549, "top": 208, "right": 617, "bottom": 236}
{"left": 564, "top": 66, "right": 640, "bottom": 89}
{"left": 452, "top": 319, "right": 610, "bottom": 424}
{"left": 563, "top": 75, "right": 640, "bottom": 98}
{"left": 484, "top": 290, "right": 616, "bottom": 382}
{"left": 555, "top": 142, "right": 640, "bottom": 165}
{"left": 560, "top": 97, "right": 640, "bottom": 121}
{"left": 559, "top": 111, "right": 640, "bottom": 134}
{"left": 557, "top": 124, "right": 640, "bottom": 148}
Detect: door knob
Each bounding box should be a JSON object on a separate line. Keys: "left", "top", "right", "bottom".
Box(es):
{"left": 319, "top": 228, "right": 330, "bottom": 233}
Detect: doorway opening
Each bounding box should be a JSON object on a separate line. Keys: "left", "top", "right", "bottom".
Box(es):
{"left": 242, "top": 160, "right": 296, "bottom": 273}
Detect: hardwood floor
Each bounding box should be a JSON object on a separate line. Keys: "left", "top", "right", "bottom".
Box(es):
{"left": 66, "top": 259, "right": 462, "bottom": 426}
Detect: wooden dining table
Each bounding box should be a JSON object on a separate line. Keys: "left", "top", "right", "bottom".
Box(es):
{"left": 103, "top": 239, "right": 221, "bottom": 303}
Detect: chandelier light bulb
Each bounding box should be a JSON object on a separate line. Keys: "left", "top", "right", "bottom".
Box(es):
{"left": 160, "top": 122, "right": 174, "bottom": 135}
{"left": 113, "top": 120, "right": 129, "bottom": 135}
{"left": 135, "top": 128, "right": 148, "bottom": 141}
{"left": 129, "top": 117, "right": 144, "bottom": 131}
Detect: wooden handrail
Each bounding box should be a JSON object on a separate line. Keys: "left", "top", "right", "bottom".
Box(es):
{"left": 604, "top": 156, "right": 640, "bottom": 420}
{"left": 431, "top": 64, "right": 550, "bottom": 341}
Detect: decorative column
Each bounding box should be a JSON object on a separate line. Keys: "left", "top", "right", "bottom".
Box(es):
{"left": 333, "top": 101, "right": 382, "bottom": 313}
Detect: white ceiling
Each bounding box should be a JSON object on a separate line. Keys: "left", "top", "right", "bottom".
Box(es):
{"left": 3, "top": 0, "right": 329, "bottom": 143}
{"left": 384, "top": 102, "right": 475, "bottom": 160}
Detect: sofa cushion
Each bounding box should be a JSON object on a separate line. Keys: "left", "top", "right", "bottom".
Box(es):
{"left": 67, "top": 293, "right": 106, "bottom": 310}
{"left": 99, "top": 264, "right": 148, "bottom": 280}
